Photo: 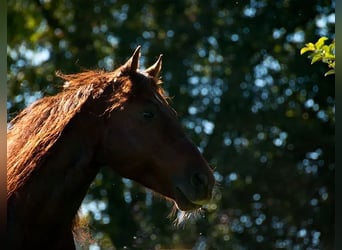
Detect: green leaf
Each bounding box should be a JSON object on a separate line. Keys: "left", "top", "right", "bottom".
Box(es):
{"left": 321, "top": 45, "right": 329, "bottom": 53}
{"left": 310, "top": 52, "right": 322, "bottom": 64}
{"left": 329, "top": 61, "right": 335, "bottom": 69}
{"left": 300, "top": 43, "right": 315, "bottom": 54}
{"left": 324, "top": 69, "right": 335, "bottom": 76}
{"left": 328, "top": 43, "right": 335, "bottom": 55}
{"left": 314, "top": 36, "right": 328, "bottom": 49}
{"left": 323, "top": 53, "right": 335, "bottom": 60}
{"left": 300, "top": 46, "right": 314, "bottom": 55}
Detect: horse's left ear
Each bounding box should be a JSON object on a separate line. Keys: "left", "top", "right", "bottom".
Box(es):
{"left": 145, "top": 54, "right": 163, "bottom": 79}
{"left": 122, "top": 46, "right": 141, "bottom": 72}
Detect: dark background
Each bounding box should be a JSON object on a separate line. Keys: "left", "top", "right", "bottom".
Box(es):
{"left": 7, "top": 0, "right": 335, "bottom": 249}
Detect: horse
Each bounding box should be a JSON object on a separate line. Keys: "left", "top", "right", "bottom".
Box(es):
{"left": 7, "top": 46, "right": 215, "bottom": 249}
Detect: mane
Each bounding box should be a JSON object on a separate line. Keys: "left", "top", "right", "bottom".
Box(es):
{"left": 7, "top": 67, "right": 167, "bottom": 199}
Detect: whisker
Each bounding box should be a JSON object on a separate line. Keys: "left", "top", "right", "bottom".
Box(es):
{"left": 168, "top": 203, "right": 207, "bottom": 228}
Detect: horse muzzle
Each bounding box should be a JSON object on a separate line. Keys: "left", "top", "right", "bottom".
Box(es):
{"left": 173, "top": 171, "right": 215, "bottom": 211}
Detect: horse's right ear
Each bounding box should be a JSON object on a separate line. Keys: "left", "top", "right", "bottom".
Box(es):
{"left": 122, "top": 46, "right": 141, "bottom": 72}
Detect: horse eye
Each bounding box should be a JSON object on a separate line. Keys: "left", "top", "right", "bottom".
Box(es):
{"left": 142, "top": 111, "right": 154, "bottom": 119}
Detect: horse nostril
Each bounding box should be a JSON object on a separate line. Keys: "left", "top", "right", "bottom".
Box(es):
{"left": 191, "top": 173, "right": 209, "bottom": 189}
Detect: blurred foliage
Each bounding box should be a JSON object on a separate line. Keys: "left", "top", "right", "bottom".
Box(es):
{"left": 7, "top": 0, "right": 335, "bottom": 249}
{"left": 301, "top": 37, "right": 335, "bottom": 76}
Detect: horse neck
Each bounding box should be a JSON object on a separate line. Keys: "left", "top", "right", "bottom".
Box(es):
{"left": 8, "top": 112, "right": 103, "bottom": 246}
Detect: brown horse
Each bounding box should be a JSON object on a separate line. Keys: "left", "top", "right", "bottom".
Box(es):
{"left": 7, "top": 46, "right": 215, "bottom": 249}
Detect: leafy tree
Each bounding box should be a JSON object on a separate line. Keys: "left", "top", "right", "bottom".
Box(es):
{"left": 8, "top": 0, "right": 334, "bottom": 249}
{"left": 301, "top": 37, "right": 335, "bottom": 76}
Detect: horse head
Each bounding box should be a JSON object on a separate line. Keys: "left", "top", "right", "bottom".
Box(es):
{"left": 94, "top": 46, "right": 215, "bottom": 211}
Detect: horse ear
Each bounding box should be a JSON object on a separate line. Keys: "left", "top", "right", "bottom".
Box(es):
{"left": 145, "top": 54, "right": 163, "bottom": 78}
{"left": 122, "top": 45, "right": 141, "bottom": 72}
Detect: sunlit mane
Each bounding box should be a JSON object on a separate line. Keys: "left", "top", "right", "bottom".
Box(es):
{"left": 7, "top": 68, "right": 167, "bottom": 199}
